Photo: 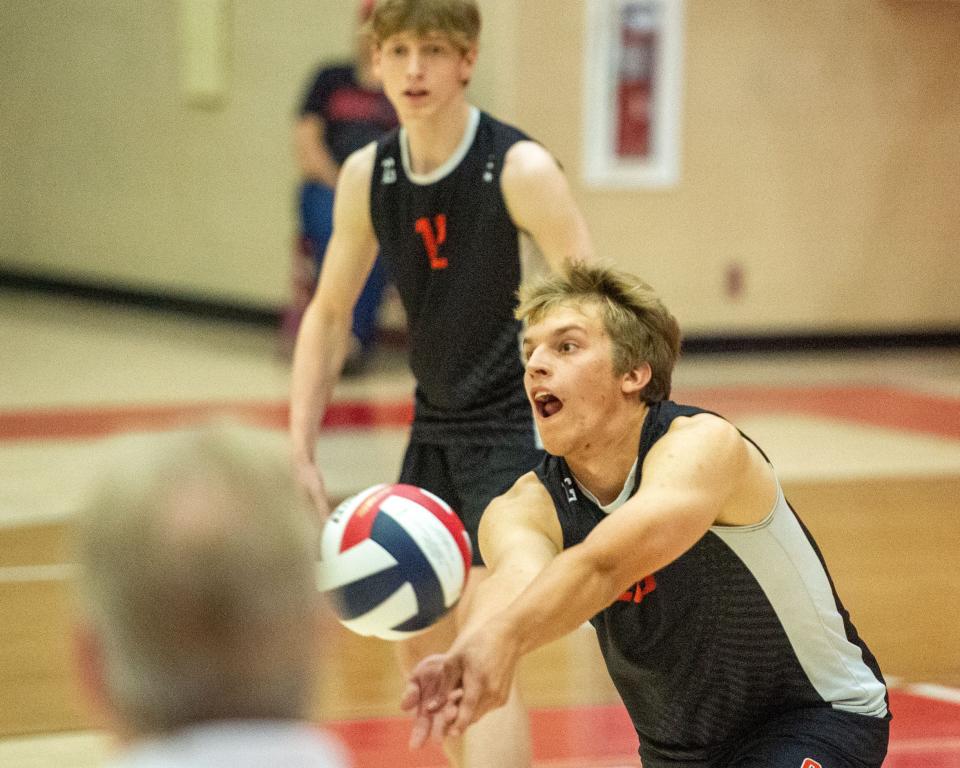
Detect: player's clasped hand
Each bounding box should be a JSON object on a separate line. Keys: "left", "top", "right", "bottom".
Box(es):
{"left": 401, "top": 653, "right": 463, "bottom": 748}
{"left": 402, "top": 622, "right": 522, "bottom": 748}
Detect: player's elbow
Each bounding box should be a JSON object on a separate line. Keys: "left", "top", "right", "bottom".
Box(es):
{"left": 302, "top": 293, "right": 354, "bottom": 339}
{"left": 567, "top": 540, "right": 633, "bottom": 605}
{"left": 571, "top": 225, "right": 596, "bottom": 264}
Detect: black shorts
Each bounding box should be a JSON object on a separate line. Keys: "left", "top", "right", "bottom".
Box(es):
{"left": 722, "top": 707, "right": 889, "bottom": 768}
{"left": 398, "top": 440, "right": 545, "bottom": 566}
{"left": 642, "top": 707, "right": 889, "bottom": 768}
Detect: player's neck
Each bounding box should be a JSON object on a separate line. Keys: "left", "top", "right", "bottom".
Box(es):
{"left": 403, "top": 101, "right": 473, "bottom": 175}
{"left": 565, "top": 405, "right": 648, "bottom": 506}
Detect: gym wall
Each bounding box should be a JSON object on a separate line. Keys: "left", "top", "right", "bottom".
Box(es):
{"left": 1, "top": 0, "right": 958, "bottom": 336}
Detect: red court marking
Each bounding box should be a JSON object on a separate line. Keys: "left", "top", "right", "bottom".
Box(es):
{"left": 325, "top": 704, "right": 638, "bottom": 768}
{"left": 0, "top": 386, "right": 957, "bottom": 442}
{"left": 322, "top": 690, "right": 960, "bottom": 768}
{"left": 0, "top": 399, "right": 413, "bottom": 441}
{"left": 888, "top": 690, "right": 960, "bottom": 762}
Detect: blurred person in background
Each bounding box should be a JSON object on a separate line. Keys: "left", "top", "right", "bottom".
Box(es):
{"left": 72, "top": 424, "right": 350, "bottom": 768}
{"left": 283, "top": 0, "right": 398, "bottom": 372}
{"left": 290, "top": 1, "right": 594, "bottom": 765}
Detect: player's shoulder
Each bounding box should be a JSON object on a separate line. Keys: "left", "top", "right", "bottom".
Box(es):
{"left": 313, "top": 62, "right": 354, "bottom": 82}
{"left": 481, "top": 470, "right": 560, "bottom": 543}
{"left": 305, "top": 62, "right": 354, "bottom": 97}
{"left": 500, "top": 141, "right": 565, "bottom": 212}
{"left": 661, "top": 411, "right": 744, "bottom": 458}
{"left": 338, "top": 142, "right": 378, "bottom": 187}
{"left": 513, "top": 468, "right": 551, "bottom": 496}
{"left": 503, "top": 139, "right": 558, "bottom": 178}
{"left": 667, "top": 411, "right": 735, "bottom": 438}
{"left": 487, "top": 471, "right": 551, "bottom": 518}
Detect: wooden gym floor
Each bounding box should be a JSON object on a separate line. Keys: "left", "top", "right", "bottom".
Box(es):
{"left": 1, "top": 290, "right": 959, "bottom": 767}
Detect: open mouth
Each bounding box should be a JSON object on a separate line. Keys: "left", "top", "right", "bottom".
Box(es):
{"left": 534, "top": 391, "right": 563, "bottom": 419}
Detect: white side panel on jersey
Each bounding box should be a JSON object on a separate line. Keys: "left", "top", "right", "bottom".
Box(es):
{"left": 712, "top": 483, "right": 888, "bottom": 718}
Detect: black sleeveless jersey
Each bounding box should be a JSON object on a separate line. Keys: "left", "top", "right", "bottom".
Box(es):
{"left": 370, "top": 110, "right": 536, "bottom": 446}
{"left": 535, "top": 401, "right": 888, "bottom": 766}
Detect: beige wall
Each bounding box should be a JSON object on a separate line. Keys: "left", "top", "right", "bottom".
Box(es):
{"left": 515, "top": 0, "right": 960, "bottom": 334}
{"left": 2, "top": 0, "right": 958, "bottom": 332}
{"left": 1, "top": 1, "right": 360, "bottom": 307}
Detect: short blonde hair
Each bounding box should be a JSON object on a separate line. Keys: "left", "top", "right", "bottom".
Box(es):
{"left": 366, "top": 0, "right": 481, "bottom": 53}
{"left": 516, "top": 263, "right": 682, "bottom": 403}
{"left": 73, "top": 424, "right": 320, "bottom": 734}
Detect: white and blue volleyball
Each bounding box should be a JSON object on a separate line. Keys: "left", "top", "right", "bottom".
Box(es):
{"left": 317, "top": 484, "right": 472, "bottom": 640}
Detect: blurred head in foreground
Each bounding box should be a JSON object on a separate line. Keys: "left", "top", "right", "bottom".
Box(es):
{"left": 72, "top": 423, "right": 323, "bottom": 740}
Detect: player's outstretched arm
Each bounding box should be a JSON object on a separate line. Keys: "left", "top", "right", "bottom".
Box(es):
{"left": 409, "top": 416, "right": 763, "bottom": 741}
{"left": 501, "top": 140, "right": 595, "bottom": 272}
{"left": 289, "top": 143, "right": 380, "bottom": 519}
{"left": 489, "top": 417, "right": 754, "bottom": 657}
{"left": 402, "top": 472, "right": 561, "bottom": 747}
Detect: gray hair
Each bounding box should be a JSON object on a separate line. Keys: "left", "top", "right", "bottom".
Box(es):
{"left": 73, "top": 424, "right": 320, "bottom": 735}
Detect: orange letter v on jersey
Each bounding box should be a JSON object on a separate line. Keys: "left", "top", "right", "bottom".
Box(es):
{"left": 415, "top": 214, "right": 448, "bottom": 269}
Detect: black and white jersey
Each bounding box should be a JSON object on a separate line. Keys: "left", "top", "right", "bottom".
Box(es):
{"left": 535, "top": 400, "right": 888, "bottom": 765}
{"left": 370, "top": 108, "right": 541, "bottom": 446}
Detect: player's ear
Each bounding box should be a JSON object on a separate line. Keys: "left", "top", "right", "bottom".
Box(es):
{"left": 621, "top": 361, "right": 652, "bottom": 396}
{"left": 459, "top": 44, "right": 478, "bottom": 84}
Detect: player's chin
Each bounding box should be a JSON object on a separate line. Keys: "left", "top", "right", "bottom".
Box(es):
{"left": 533, "top": 418, "right": 567, "bottom": 456}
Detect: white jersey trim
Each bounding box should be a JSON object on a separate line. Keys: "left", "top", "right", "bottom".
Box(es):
{"left": 711, "top": 481, "right": 888, "bottom": 718}
{"left": 399, "top": 106, "right": 481, "bottom": 186}
{"left": 575, "top": 459, "right": 639, "bottom": 514}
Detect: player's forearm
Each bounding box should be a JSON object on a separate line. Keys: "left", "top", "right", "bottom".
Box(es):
{"left": 461, "top": 561, "right": 543, "bottom": 636}
{"left": 288, "top": 302, "right": 352, "bottom": 459}
{"left": 498, "top": 545, "right": 623, "bottom": 657}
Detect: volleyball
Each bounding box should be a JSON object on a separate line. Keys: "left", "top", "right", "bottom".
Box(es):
{"left": 317, "top": 483, "right": 472, "bottom": 640}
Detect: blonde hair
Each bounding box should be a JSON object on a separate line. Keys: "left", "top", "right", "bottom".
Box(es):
{"left": 73, "top": 424, "right": 320, "bottom": 734}
{"left": 516, "top": 263, "right": 682, "bottom": 403}
{"left": 366, "top": 0, "right": 481, "bottom": 53}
